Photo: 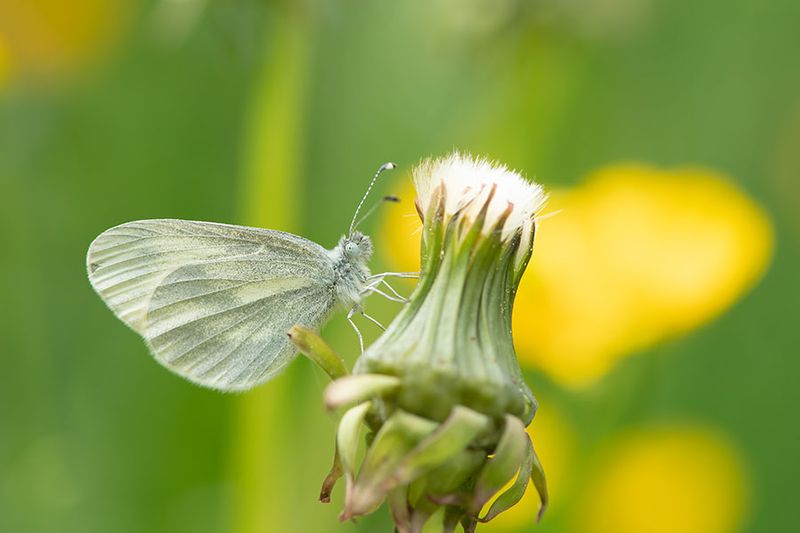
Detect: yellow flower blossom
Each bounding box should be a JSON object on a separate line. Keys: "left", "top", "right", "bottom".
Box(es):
{"left": 381, "top": 164, "right": 773, "bottom": 387}
{"left": 575, "top": 425, "right": 749, "bottom": 533}
{"left": 514, "top": 165, "right": 773, "bottom": 386}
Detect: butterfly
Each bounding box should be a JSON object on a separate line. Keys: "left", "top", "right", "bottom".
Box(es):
{"left": 86, "top": 163, "right": 414, "bottom": 392}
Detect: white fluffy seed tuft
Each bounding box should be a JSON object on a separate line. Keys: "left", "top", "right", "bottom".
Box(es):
{"left": 413, "top": 152, "right": 547, "bottom": 239}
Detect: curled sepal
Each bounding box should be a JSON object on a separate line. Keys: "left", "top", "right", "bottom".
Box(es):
{"left": 478, "top": 432, "right": 534, "bottom": 522}
{"left": 319, "top": 442, "right": 344, "bottom": 503}
{"left": 461, "top": 515, "right": 478, "bottom": 533}
{"left": 343, "top": 410, "right": 438, "bottom": 520}
{"left": 422, "top": 448, "right": 485, "bottom": 501}
{"left": 443, "top": 507, "right": 465, "bottom": 533}
{"left": 469, "top": 415, "right": 529, "bottom": 515}
{"left": 288, "top": 325, "right": 349, "bottom": 381}
{"left": 335, "top": 401, "right": 372, "bottom": 505}
{"left": 385, "top": 406, "right": 493, "bottom": 490}
{"left": 324, "top": 374, "right": 400, "bottom": 411}
{"left": 409, "top": 497, "right": 439, "bottom": 533}
{"left": 512, "top": 222, "right": 537, "bottom": 286}
{"left": 530, "top": 440, "right": 549, "bottom": 522}
{"left": 388, "top": 487, "right": 412, "bottom": 533}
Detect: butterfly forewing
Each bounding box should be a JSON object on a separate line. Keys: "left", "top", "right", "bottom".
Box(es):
{"left": 87, "top": 219, "right": 337, "bottom": 391}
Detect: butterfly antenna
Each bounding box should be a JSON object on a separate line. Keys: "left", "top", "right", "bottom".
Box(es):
{"left": 349, "top": 162, "right": 396, "bottom": 235}
{"left": 353, "top": 195, "right": 401, "bottom": 229}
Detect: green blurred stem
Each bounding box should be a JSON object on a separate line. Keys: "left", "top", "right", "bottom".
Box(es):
{"left": 229, "top": 9, "right": 313, "bottom": 533}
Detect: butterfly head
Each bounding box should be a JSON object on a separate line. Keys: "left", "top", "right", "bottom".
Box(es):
{"left": 342, "top": 231, "right": 373, "bottom": 261}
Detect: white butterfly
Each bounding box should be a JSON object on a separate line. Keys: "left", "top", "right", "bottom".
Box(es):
{"left": 87, "top": 163, "right": 413, "bottom": 392}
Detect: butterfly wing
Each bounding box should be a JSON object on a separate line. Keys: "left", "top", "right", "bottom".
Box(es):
{"left": 87, "top": 219, "right": 337, "bottom": 391}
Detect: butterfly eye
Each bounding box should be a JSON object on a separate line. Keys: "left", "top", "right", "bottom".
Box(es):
{"left": 345, "top": 242, "right": 359, "bottom": 256}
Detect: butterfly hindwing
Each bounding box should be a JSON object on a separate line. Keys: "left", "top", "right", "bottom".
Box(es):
{"left": 87, "top": 219, "right": 337, "bottom": 390}
{"left": 143, "top": 257, "right": 336, "bottom": 390}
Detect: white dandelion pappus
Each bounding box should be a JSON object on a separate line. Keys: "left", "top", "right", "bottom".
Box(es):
{"left": 413, "top": 152, "right": 548, "bottom": 264}
{"left": 413, "top": 152, "right": 547, "bottom": 235}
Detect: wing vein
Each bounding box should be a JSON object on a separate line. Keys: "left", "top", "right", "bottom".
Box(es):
{"left": 150, "top": 276, "right": 313, "bottom": 312}
{"left": 163, "top": 301, "right": 269, "bottom": 365}
{"left": 219, "top": 292, "right": 327, "bottom": 384}
{"left": 194, "top": 306, "right": 283, "bottom": 381}
{"left": 93, "top": 244, "right": 260, "bottom": 269}
{"left": 146, "top": 284, "right": 315, "bottom": 342}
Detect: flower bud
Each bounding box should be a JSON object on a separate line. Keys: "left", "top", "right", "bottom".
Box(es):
{"left": 316, "top": 153, "right": 549, "bottom": 531}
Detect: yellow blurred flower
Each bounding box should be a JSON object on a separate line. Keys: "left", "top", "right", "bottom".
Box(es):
{"left": 514, "top": 165, "right": 773, "bottom": 386}
{"left": 380, "top": 177, "right": 423, "bottom": 274}
{"left": 0, "top": 0, "right": 135, "bottom": 84}
{"left": 0, "top": 35, "right": 10, "bottom": 88}
{"left": 575, "top": 425, "right": 749, "bottom": 533}
{"left": 381, "top": 164, "right": 773, "bottom": 387}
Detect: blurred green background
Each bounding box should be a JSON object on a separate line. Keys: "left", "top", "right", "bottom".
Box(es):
{"left": 1, "top": 1, "right": 798, "bottom": 532}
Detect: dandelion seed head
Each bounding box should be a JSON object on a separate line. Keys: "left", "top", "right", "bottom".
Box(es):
{"left": 413, "top": 152, "right": 547, "bottom": 239}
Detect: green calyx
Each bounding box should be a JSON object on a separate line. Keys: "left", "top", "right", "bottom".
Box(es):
{"left": 355, "top": 184, "right": 537, "bottom": 424}
{"left": 289, "top": 181, "right": 547, "bottom": 531}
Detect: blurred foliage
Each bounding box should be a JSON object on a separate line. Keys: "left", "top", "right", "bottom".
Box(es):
{"left": 1, "top": 1, "right": 799, "bottom": 533}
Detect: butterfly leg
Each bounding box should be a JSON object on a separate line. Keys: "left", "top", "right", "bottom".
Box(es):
{"left": 362, "top": 274, "right": 413, "bottom": 303}
{"left": 360, "top": 276, "right": 405, "bottom": 303}
{"left": 365, "top": 286, "right": 407, "bottom": 303}
{"left": 362, "top": 277, "right": 385, "bottom": 292}
{"left": 361, "top": 312, "right": 386, "bottom": 331}
{"left": 361, "top": 278, "right": 399, "bottom": 301}
{"left": 380, "top": 279, "right": 408, "bottom": 302}
{"left": 347, "top": 307, "right": 365, "bottom": 354}
{"left": 368, "top": 271, "right": 420, "bottom": 280}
